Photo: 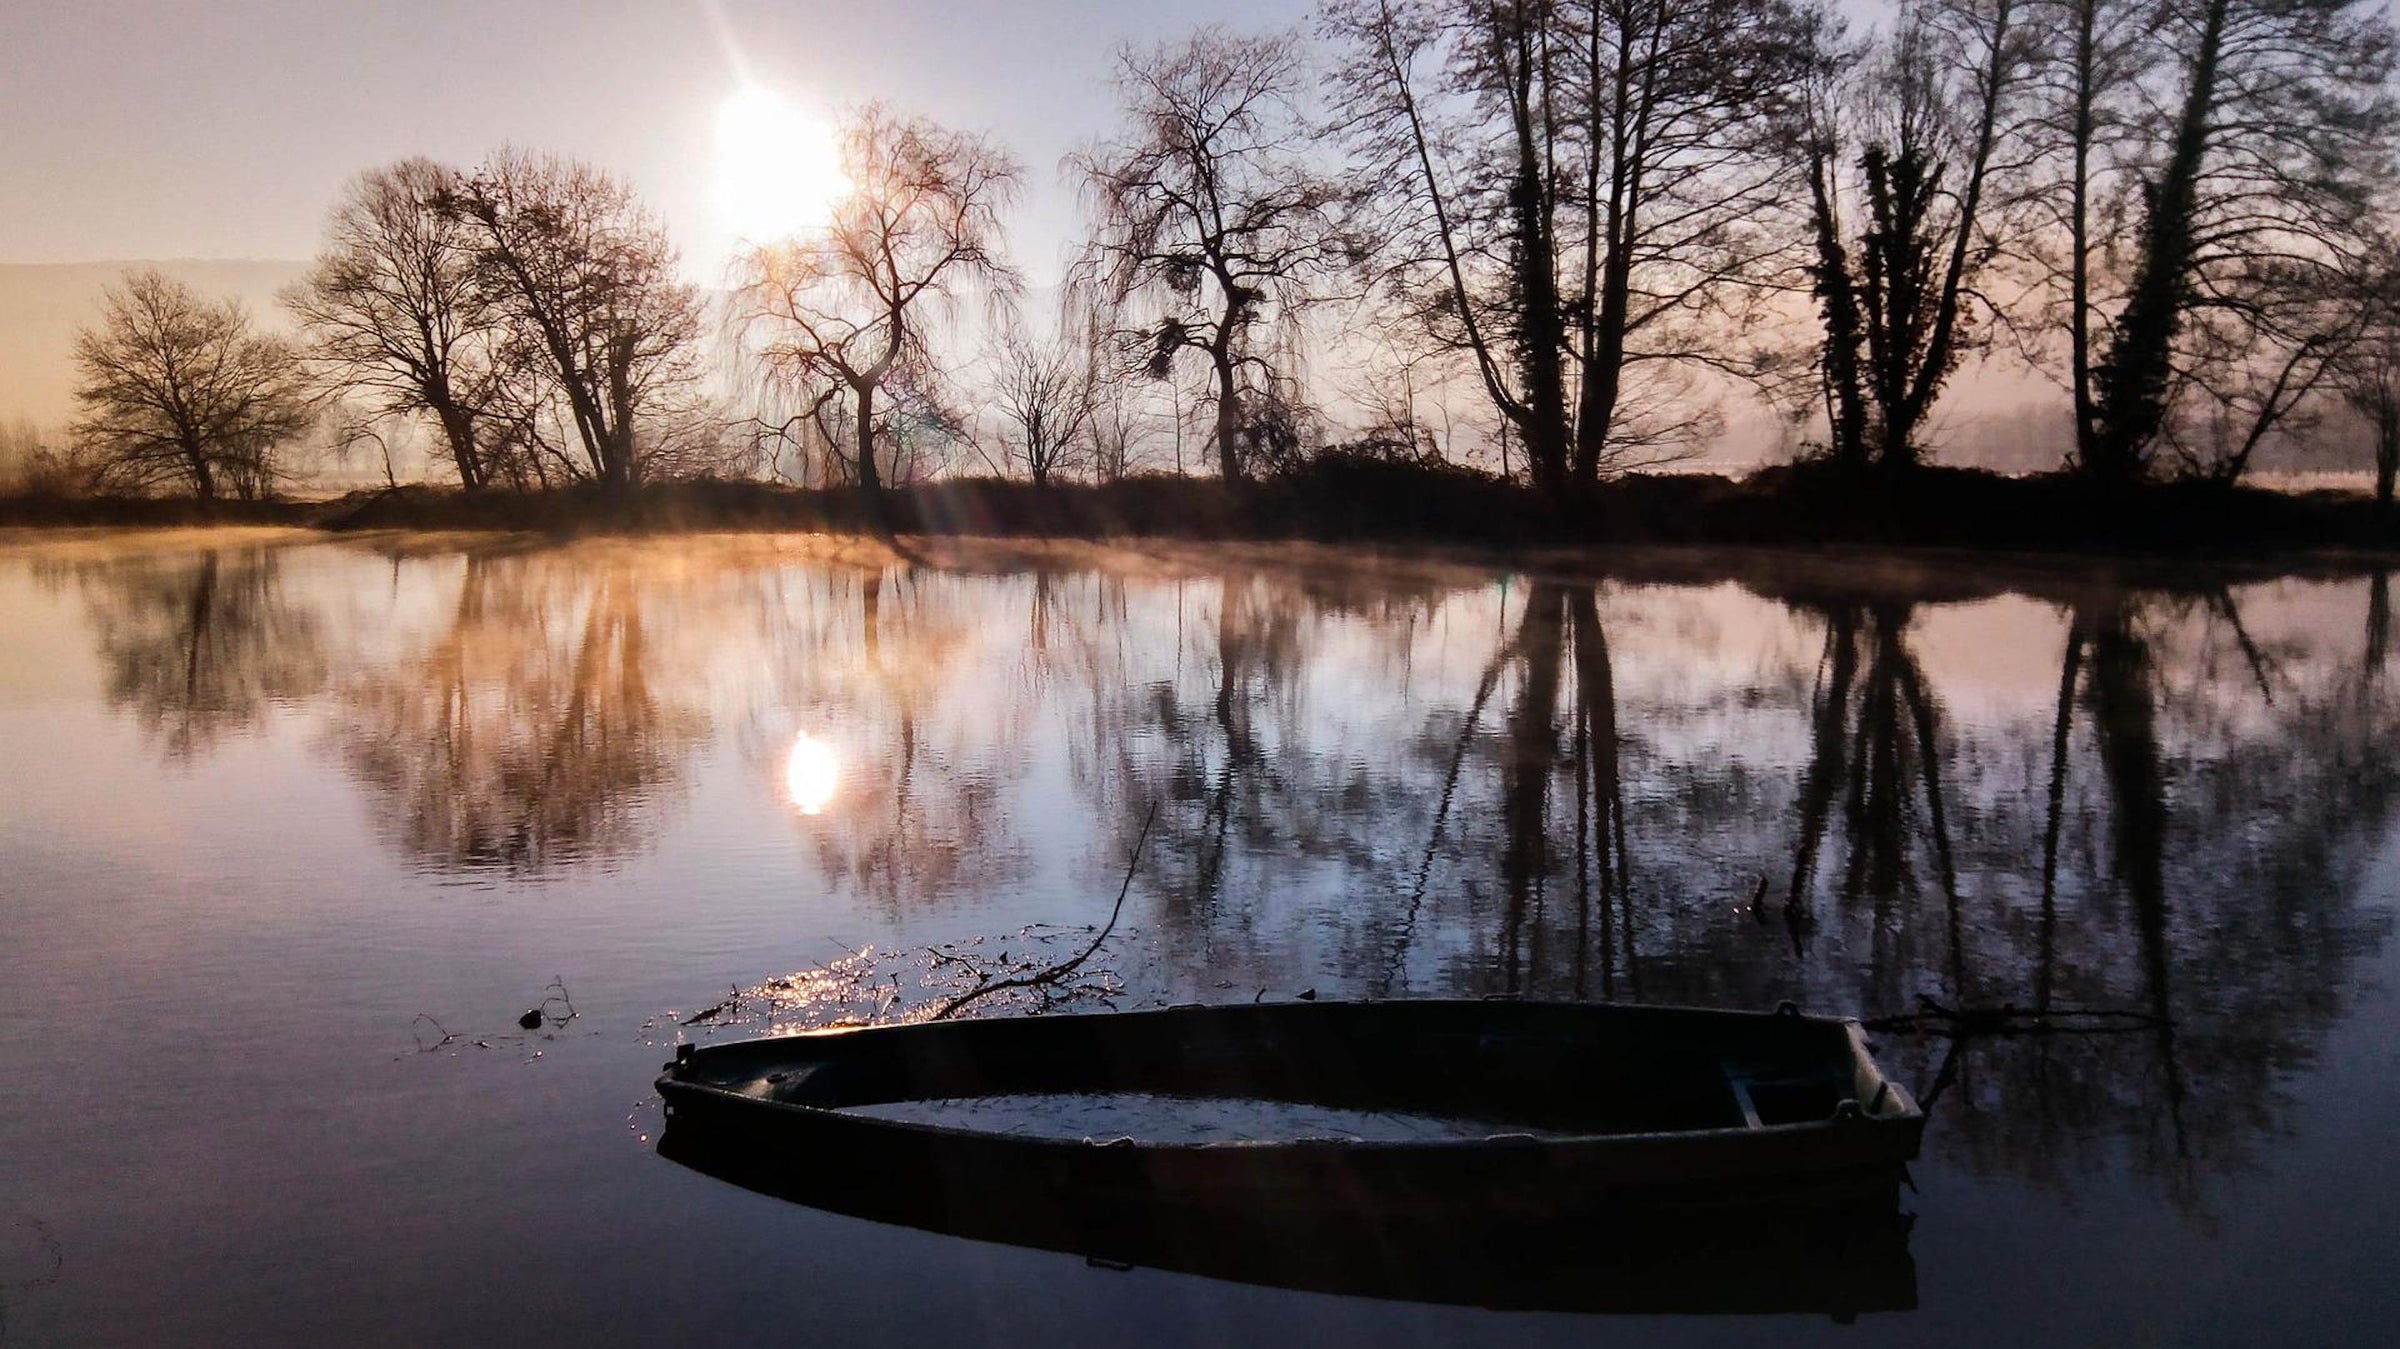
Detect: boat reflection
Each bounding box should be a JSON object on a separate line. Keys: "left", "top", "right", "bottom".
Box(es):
{"left": 656, "top": 1123, "right": 1917, "bottom": 1319}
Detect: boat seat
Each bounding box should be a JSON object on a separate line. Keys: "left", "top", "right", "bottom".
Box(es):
{"left": 1722, "top": 1064, "right": 1849, "bottom": 1129}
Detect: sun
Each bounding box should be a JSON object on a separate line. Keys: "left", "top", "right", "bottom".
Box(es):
{"left": 714, "top": 87, "right": 850, "bottom": 244}
{"left": 784, "top": 732, "right": 841, "bottom": 816}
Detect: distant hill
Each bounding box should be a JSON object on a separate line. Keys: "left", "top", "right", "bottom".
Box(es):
{"left": 0, "top": 260, "right": 308, "bottom": 430}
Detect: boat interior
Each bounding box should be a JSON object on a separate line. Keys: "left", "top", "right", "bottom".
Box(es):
{"left": 673, "top": 1001, "right": 1900, "bottom": 1138}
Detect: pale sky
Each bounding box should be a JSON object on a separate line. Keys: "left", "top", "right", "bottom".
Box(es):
{"left": 0, "top": 0, "right": 1314, "bottom": 281}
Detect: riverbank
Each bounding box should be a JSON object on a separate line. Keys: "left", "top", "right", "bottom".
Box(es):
{"left": 4, "top": 459, "right": 2395, "bottom": 558}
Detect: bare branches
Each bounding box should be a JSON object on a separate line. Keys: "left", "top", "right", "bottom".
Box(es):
{"left": 1077, "top": 28, "right": 1347, "bottom": 480}
{"left": 70, "top": 270, "right": 314, "bottom": 500}
{"left": 1793, "top": 0, "right": 2042, "bottom": 470}
{"left": 741, "top": 106, "right": 1023, "bottom": 494}
{"left": 438, "top": 150, "right": 716, "bottom": 489}
{"left": 2087, "top": 0, "right": 2400, "bottom": 483}
{"left": 933, "top": 800, "right": 1159, "bottom": 1020}
{"left": 986, "top": 311, "right": 1102, "bottom": 486}
{"left": 288, "top": 159, "right": 511, "bottom": 490}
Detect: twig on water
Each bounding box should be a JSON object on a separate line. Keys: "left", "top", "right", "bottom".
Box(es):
{"left": 407, "top": 977, "right": 584, "bottom": 1058}
{"left": 681, "top": 984, "right": 745, "bottom": 1026}
{"left": 932, "top": 801, "right": 1158, "bottom": 1021}
{"left": 408, "top": 1014, "right": 459, "bottom": 1053}
{"left": 1862, "top": 995, "right": 2172, "bottom": 1038}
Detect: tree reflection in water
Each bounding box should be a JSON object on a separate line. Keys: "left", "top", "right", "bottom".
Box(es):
{"left": 45, "top": 545, "right": 325, "bottom": 760}
{"left": 45, "top": 536, "right": 2399, "bottom": 1225}
{"left": 335, "top": 551, "right": 705, "bottom": 874}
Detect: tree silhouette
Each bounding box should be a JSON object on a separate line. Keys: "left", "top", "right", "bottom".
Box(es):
{"left": 289, "top": 159, "right": 512, "bottom": 490}
{"left": 71, "top": 270, "right": 314, "bottom": 499}
{"left": 1079, "top": 28, "right": 1346, "bottom": 481}
{"left": 440, "top": 150, "right": 714, "bottom": 488}
{"left": 743, "top": 106, "right": 1022, "bottom": 495}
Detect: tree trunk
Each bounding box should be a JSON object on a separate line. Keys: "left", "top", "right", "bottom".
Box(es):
{"left": 602, "top": 353, "right": 637, "bottom": 490}
{"left": 186, "top": 437, "right": 217, "bottom": 500}
{"left": 1577, "top": 184, "right": 1633, "bottom": 489}
{"left": 1807, "top": 145, "right": 1870, "bottom": 470}
{"left": 1213, "top": 353, "right": 1243, "bottom": 482}
{"left": 2378, "top": 412, "right": 2398, "bottom": 504}
{"left": 855, "top": 380, "right": 882, "bottom": 493}
{"left": 435, "top": 402, "right": 483, "bottom": 491}
{"left": 2089, "top": 0, "right": 2230, "bottom": 485}
{"left": 2067, "top": 0, "right": 2101, "bottom": 467}
{"left": 1862, "top": 147, "right": 1939, "bottom": 469}
{"left": 1509, "top": 116, "right": 1570, "bottom": 490}
{"left": 1574, "top": 31, "right": 1638, "bottom": 490}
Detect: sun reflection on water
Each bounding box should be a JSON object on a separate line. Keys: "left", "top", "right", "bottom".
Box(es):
{"left": 783, "top": 733, "right": 840, "bottom": 816}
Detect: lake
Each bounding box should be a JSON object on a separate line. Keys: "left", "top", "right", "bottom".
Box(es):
{"left": 1, "top": 528, "right": 2395, "bottom": 1345}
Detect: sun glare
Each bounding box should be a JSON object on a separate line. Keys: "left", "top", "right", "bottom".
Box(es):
{"left": 715, "top": 87, "right": 850, "bottom": 244}
{"left": 784, "top": 732, "right": 841, "bottom": 816}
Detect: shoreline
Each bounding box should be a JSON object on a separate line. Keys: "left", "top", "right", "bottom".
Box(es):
{"left": 3, "top": 461, "right": 2396, "bottom": 565}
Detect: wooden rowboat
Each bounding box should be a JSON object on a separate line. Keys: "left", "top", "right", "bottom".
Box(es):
{"left": 657, "top": 999, "right": 1922, "bottom": 1223}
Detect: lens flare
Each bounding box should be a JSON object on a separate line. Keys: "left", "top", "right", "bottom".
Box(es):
{"left": 784, "top": 732, "right": 840, "bottom": 816}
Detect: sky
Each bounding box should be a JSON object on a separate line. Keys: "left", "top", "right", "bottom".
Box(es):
{"left": 0, "top": 0, "right": 1314, "bottom": 282}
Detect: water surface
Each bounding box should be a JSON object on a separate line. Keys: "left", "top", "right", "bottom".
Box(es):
{"left": 2, "top": 528, "right": 2395, "bottom": 1345}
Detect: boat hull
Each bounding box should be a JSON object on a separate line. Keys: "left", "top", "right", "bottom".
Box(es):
{"left": 657, "top": 999, "right": 1923, "bottom": 1218}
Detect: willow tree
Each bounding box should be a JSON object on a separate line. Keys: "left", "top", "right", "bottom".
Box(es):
{"left": 1078, "top": 28, "right": 1346, "bottom": 482}
{"left": 744, "top": 106, "right": 1021, "bottom": 494}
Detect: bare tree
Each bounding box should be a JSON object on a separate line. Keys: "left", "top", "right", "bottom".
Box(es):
{"left": 1325, "top": 0, "right": 1569, "bottom": 488}
{"left": 1559, "top": 0, "right": 1814, "bottom": 483}
{"left": 1085, "top": 372, "right": 1150, "bottom": 481}
{"left": 70, "top": 269, "right": 314, "bottom": 499}
{"left": 1078, "top": 28, "right": 1347, "bottom": 482}
{"left": 743, "top": 105, "right": 1022, "bottom": 494}
{"left": 439, "top": 150, "right": 710, "bottom": 489}
{"left": 1326, "top": 0, "right": 1812, "bottom": 488}
{"left": 986, "top": 315, "right": 1098, "bottom": 486}
{"left": 1796, "top": 0, "right": 2039, "bottom": 469}
{"left": 2084, "top": 0, "right": 2399, "bottom": 484}
{"left": 289, "top": 158, "right": 508, "bottom": 490}
{"left": 2025, "top": 0, "right": 2156, "bottom": 464}
{"left": 0, "top": 418, "right": 92, "bottom": 494}
{"left": 2337, "top": 254, "right": 2400, "bottom": 504}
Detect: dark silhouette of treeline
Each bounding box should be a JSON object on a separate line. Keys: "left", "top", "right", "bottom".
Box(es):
{"left": 9, "top": 458, "right": 2400, "bottom": 556}
{"left": 15, "top": 0, "right": 2400, "bottom": 542}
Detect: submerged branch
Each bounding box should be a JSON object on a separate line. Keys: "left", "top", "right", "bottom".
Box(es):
{"left": 1862, "top": 995, "right": 2174, "bottom": 1038}
{"left": 932, "top": 800, "right": 1159, "bottom": 1020}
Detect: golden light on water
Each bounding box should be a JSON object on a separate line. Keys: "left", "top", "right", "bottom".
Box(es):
{"left": 714, "top": 86, "right": 850, "bottom": 243}
{"left": 784, "top": 732, "right": 840, "bottom": 815}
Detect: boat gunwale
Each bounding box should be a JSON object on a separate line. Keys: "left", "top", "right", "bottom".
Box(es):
{"left": 655, "top": 998, "right": 1924, "bottom": 1157}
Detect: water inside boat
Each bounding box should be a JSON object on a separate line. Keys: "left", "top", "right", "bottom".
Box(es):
{"left": 838, "top": 1091, "right": 1578, "bottom": 1143}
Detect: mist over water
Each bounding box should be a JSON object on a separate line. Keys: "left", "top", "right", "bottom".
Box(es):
{"left": 2, "top": 528, "right": 2397, "bottom": 1345}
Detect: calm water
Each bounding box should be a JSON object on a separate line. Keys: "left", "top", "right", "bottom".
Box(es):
{"left": 2, "top": 528, "right": 2396, "bottom": 1345}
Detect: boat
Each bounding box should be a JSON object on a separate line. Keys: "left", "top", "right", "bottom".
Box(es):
{"left": 656, "top": 998, "right": 1923, "bottom": 1251}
